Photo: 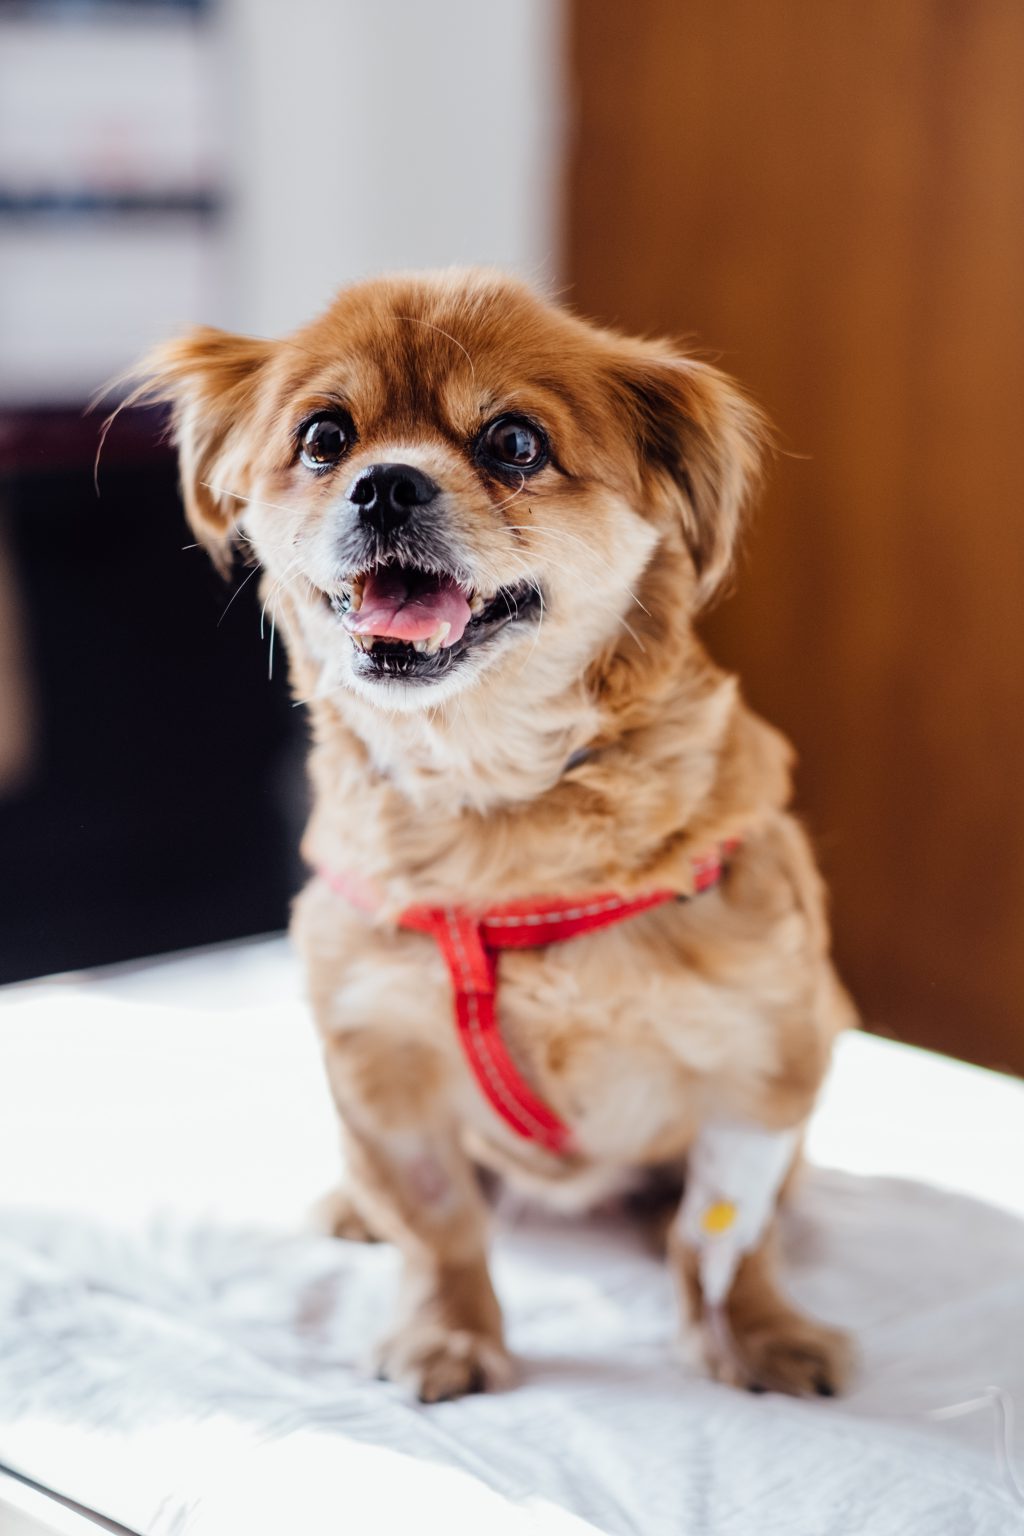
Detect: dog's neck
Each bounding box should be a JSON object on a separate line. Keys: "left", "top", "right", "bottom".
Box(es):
{"left": 286, "top": 572, "right": 793, "bottom": 905}
{"left": 327, "top": 657, "right": 605, "bottom": 815}
{"left": 302, "top": 549, "right": 698, "bottom": 813}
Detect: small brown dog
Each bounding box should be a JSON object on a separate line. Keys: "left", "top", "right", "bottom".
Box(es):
{"left": 140, "top": 269, "right": 855, "bottom": 1402}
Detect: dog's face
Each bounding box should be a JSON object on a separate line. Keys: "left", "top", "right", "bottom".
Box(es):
{"left": 141, "top": 270, "right": 764, "bottom": 712}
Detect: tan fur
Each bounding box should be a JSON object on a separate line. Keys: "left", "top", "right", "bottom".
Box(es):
{"left": 140, "top": 268, "right": 857, "bottom": 1400}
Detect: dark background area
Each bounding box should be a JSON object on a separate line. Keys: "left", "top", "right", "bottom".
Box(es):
{"left": 0, "top": 414, "right": 303, "bottom": 983}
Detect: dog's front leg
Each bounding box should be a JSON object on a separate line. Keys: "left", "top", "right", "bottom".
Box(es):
{"left": 669, "top": 1120, "right": 852, "bottom": 1396}
{"left": 323, "top": 1031, "right": 512, "bottom": 1403}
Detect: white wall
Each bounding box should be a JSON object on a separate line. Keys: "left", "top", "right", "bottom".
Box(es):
{"left": 0, "top": 0, "right": 565, "bottom": 402}
{"left": 221, "top": 0, "right": 566, "bottom": 337}
{"left": 0, "top": 7, "right": 221, "bottom": 403}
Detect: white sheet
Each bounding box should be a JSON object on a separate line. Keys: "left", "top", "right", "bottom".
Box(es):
{"left": 1, "top": 936, "right": 1022, "bottom": 1535}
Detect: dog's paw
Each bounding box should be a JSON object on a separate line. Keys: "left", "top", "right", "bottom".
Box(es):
{"left": 703, "top": 1306, "right": 853, "bottom": 1397}
{"left": 374, "top": 1322, "right": 514, "bottom": 1403}
{"left": 311, "top": 1186, "right": 380, "bottom": 1243}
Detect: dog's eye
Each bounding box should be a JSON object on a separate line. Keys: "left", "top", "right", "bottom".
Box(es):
{"left": 478, "top": 415, "right": 547, "bottom": 473}
{"left": 300, "top": 415, "right": 353, "bottom": 470}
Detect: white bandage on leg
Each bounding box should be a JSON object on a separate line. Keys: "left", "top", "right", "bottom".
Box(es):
{"left": 676, "top": 1119, "right": 801, "bottom": 1308}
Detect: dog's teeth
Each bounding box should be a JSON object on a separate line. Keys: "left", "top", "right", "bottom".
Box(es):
{"left": 351, "top": 633, "right": 375, "bottom": 652}
{"left": 422, "top": 621, "right": 451, "bottom": 656}
{"left": 412, "top": 639, "right": 428, "bottom": 654}
{"left": 349, "top": 575, "right": 364, "bottom": 612}
{"left": 469, "top": 593, "right": 485, "bottom": 616}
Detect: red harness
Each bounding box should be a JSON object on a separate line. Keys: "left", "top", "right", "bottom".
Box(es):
{"left": 320, "top": 847, "right": 733, "bottom": 1157}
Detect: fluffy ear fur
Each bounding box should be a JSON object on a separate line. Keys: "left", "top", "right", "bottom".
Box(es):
{"left": 615, "top": 348, "right": 769, "bottom": 606}
{"left": 124, "top": 328, "right": 272, "bottom": 569}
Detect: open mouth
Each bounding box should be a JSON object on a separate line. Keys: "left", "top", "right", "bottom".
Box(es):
{"left": 326, "top": 563, "right": 541, "bottom": 683}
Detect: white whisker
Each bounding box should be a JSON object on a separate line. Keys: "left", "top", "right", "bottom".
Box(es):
{"left": 516, "top": 583, "right": 546, "bottom": 677}
{"left": 489, "top": 472, "right": 528, "bottom": 515}
{"left": 200, "top": 482, "right": 301, "bottom": 518}
{"left": 217, "top": 559, "right": 263, "bottom": 627}
{"left": 260, "top": 555, "right": 304, "bottom": 640}
{"left": 506, "top": 522, "right": 652, "bottom": 617}
{"left": 482, "top": 542, "right": 646, "bottom": 664}
{"left": 618, "top": 617, "right": 647, "bottom": 654}
{"left": 268, "top": 610, "right": 277, "bottom": 679}
{"left": 391, "top": 314, "right": 477, "bottom": 379}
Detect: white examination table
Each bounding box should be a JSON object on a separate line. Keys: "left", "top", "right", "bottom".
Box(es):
{"left": 1, "top": 937, "right": 1022, "bottom": 1535}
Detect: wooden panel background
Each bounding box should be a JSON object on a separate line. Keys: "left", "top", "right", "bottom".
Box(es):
{"left": 566, "top": 0, "right": 1024, "bottom": 1072}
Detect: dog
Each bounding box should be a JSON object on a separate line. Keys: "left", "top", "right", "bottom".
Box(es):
{"left": 137, "top": 268, "right": 856, "bottom": 1403}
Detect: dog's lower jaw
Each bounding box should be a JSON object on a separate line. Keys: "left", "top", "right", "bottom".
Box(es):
{"left": 325, "top": 572, "right": 545, "bottom": 707}
{"left": 342, "top": 648, "right": 487, "bottom": 715}
{"left": 305, "top": 603, "right": 540, "bottom": 717}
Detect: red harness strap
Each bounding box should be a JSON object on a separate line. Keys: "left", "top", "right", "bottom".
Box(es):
{"left": 320, "top": 848, "right": 734, "bottom": 1157}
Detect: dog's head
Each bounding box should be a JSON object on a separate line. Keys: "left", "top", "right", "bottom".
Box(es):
{"left": 138, "top": 270, "right": 765, "bottom": 712}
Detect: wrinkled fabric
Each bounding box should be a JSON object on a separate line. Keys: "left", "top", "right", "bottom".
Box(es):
{"left": 1, "top": 938, "right": 1022, "bottom": 1535}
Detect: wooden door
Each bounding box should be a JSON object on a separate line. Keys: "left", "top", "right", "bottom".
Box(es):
{"left": 567, "top": 0, "right": 1024, "bottom": 1072}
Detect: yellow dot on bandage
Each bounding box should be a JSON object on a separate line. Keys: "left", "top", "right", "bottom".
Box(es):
{"left": 701, "top": 1200, "right": 737, "bottom": 1234}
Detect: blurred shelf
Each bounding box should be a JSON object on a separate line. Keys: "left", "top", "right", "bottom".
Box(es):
{"left": 0, "top": 1, "right": 211, "bottom": 15}
{"left": 0, "top": 0, "right": 227, "bottom": 404}
{"left": 0, "top": 190, "right": 222, "bottom": 217}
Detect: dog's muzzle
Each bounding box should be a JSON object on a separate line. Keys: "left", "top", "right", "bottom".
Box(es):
{"left": 321, "top": 465, "right": 543, "bottom": 686}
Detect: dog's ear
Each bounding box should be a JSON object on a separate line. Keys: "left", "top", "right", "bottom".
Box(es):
{"left": 614, "top": 347, "right": 769, "bottom": 606}
{"left": 122, "top": 328, "right": 273, "bottom": 569}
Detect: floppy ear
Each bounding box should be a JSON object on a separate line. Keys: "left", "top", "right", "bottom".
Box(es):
{"left": 123, "top": 327, "right": 272, "bottom": 569}
{"left": 616, "top": 348, "right": 769, "bottom": 606}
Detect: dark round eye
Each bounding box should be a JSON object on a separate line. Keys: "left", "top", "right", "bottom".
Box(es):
{"left": 479, "top": 415, "right": 547, "bottom": 473}
{"left": 300, "top": 414, "right": 352, "bottom": 469}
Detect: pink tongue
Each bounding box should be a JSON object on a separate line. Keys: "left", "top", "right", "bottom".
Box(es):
{"left": 344, "top": 567, "right": 471, "bottom": 647}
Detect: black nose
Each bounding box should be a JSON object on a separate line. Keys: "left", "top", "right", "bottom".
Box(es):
{"left": 346, "top": 462, "right": 440, "bottom": 532}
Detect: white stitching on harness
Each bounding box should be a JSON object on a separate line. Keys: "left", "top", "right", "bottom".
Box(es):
{"left": 442, "top": 907, "right": 556, "bottom": 1143}
{"left": 482, "top": 897, "right": 628, "bottom": 929}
